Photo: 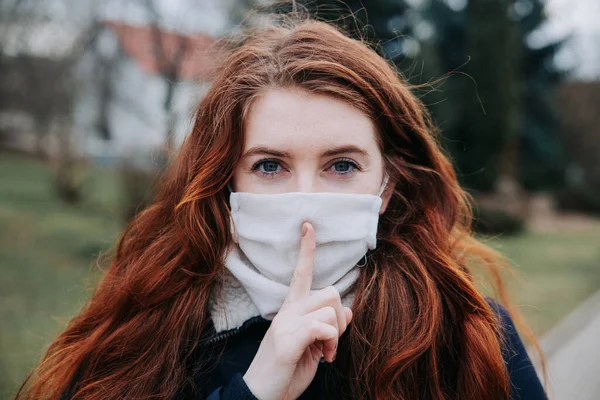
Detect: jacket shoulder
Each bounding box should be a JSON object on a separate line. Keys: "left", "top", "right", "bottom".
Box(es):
{"left": 484, "top": 297, "right": 547, "bottom": 400}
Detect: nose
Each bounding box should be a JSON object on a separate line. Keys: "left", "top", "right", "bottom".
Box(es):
{"left": 293, "top": 172, "right": 319, "bottom": 193}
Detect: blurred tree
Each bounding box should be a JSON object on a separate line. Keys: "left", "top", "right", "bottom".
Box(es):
{"left": 420, "top": 0, "right": 565, "bottom": 192}
{"left": 421, "top": 0, "right": 566, "bottom": 192}
{"left": 288, "top": 0, "right": 413, "bottom": 62}
{"left": 288, "top": 0, "right": 565, "bottom": 194}
{"left": 556, "top": 81, "right": 600, "bottom": 192}
{"left": 0, "top": 0, "right": 100, "bottom": 203}
{"left": 143, "top": 0, "right": 191, "bottom": 156}
{"left": 0, "top": 55, "right": 74, "bottom": 158}
{"left": 95, "top": 0, "right": 225, "bottom": 155}
{"left": 456, "top": 0, "right": 521, "bottom": 192}
{"left": 515, "top": 0, "right": 566, "bottom": 191}
{"left": 305, "top": 1, "right": 411, "bottom": 43}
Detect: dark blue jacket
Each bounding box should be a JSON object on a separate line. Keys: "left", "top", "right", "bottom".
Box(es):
{"left": 62, "top": 298, "right": 546, "bottom": 399}
{"left": 202, "top": 298, "right": 547, "bottom": 400}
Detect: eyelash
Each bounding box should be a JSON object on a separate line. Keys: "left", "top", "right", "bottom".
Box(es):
{"left": 250, "top": 159, "right": 279, "bottom": 178}
{"left": 250, "top": 158, "right": 361, "bottom": 178}
{"left": 329, "top": 158, "right": 361, "bottom": 175}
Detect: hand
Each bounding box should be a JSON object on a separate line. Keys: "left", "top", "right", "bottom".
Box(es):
{"left": 242, "top": 222, "right": 353, "bottom": 400}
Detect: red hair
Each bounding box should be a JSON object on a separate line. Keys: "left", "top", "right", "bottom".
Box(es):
{"left": 18, "top": 14, "right": 544, "bottom": 400}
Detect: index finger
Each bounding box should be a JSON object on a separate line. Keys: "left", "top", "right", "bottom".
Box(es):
{"left": 284, "top": 222, "right": 316, "bottom": 304}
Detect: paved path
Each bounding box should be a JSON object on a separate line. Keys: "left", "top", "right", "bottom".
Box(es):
{"left": 532, "top": 290, "right": 600, "bottom": 400}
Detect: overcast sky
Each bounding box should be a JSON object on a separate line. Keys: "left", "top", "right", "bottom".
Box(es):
{"left": 542, "top": 0, "right": 600, "bottom": 79}
{"left": 101, "top": 0, "right": 235, "bottom": 37}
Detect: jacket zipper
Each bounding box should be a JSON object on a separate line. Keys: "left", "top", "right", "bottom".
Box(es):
{"left": 204, "top": 315, "right": 267, "bottom": 345}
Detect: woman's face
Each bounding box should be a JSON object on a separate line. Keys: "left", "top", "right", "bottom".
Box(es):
{"left": 232, "top": 87, "right": 392, "bottom": 214}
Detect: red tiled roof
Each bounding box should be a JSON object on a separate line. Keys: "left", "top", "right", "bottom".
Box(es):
{"left": 104, "top": 21, "right": 223, "bottom": 81}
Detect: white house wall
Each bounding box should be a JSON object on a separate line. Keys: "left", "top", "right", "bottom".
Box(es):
{"left": 74, "top": 28, "right": 209, "bottom": 164}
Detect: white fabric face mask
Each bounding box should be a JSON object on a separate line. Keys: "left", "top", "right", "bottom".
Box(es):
{"left": 223, "top": 176, "right": 388, "bottom": 320}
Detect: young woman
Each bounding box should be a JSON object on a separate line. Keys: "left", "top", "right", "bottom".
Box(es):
{"left": 18, "top": 13, "right": 547, "bottom": 400}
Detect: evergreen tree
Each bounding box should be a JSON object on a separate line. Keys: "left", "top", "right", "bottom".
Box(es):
{"left": 515, "top": 0, "right": 566, "bottom": 190}
{"left": 295, "top": 0, "right": 413, "bottom": 59}
{"left": 412, "top": 0, "right": 566, "bottom": 192}
{"left": 272, "top": 0, "right": 565, "bottom": 192}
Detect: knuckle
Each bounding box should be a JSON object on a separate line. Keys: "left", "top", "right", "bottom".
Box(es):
{"left": 325, "top": 285, "right": 340, "bottom": 301}
{"left": 324, "top": 306, "right": 336, "bottom": 320}
{"left": 324, "top": 307, "right": 338, "bottom": 326}
{"left": 309, "top": 319, "right": 322, "bottom": 335}
{"left": 328, "top": 328, "right": 339, "bottom": 341}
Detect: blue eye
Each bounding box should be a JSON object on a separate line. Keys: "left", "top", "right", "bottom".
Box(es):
{"left": 332, "top": 161, "right": 352, "bottom": 172}
{"left": 261, "top": 161, "right": 279, "bottom": 172}
{"left": 330, "top": 159, "right": 358, "bottom": 175}
{"left": 251, "top": 159, "right": 282, "bottom": 177}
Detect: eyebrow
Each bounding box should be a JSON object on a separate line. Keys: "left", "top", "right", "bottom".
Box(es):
{"left": 322, "top": 145, "right": 369, "bottom": 157}
{"left": 242, "top": 145, "right": 370, "bottom": 159}
{"left": 242, "top": 146, "right": 291, "bottom": 159}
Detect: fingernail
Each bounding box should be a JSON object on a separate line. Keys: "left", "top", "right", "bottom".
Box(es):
{"left": 302, "top": 223, "right": 308, "bottom": 237}
{"left": 331, "top": 351, "right": 337, "bottom": 362}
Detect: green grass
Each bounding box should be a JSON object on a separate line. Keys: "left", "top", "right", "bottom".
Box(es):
{"left": 0, "top": 152, "right": 599, "bottom": 398}
{"left": 485, "top": 227, "right": 600, "bottom": 336}
{"left": 0, "top": 153, "right": 121, "bottom": 399}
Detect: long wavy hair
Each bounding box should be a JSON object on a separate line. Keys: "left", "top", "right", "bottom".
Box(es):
{"left": 18, "top": 11, "right": 544, "bottom": 400}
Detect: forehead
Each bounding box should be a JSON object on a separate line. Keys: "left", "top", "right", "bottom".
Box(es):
{"left": 243, "top": 87, "right": 378, "bottom": 150}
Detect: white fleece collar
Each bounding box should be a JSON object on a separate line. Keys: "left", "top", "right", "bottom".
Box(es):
{"left": 209, "top": 269, "right": 263, "bottom": 333}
